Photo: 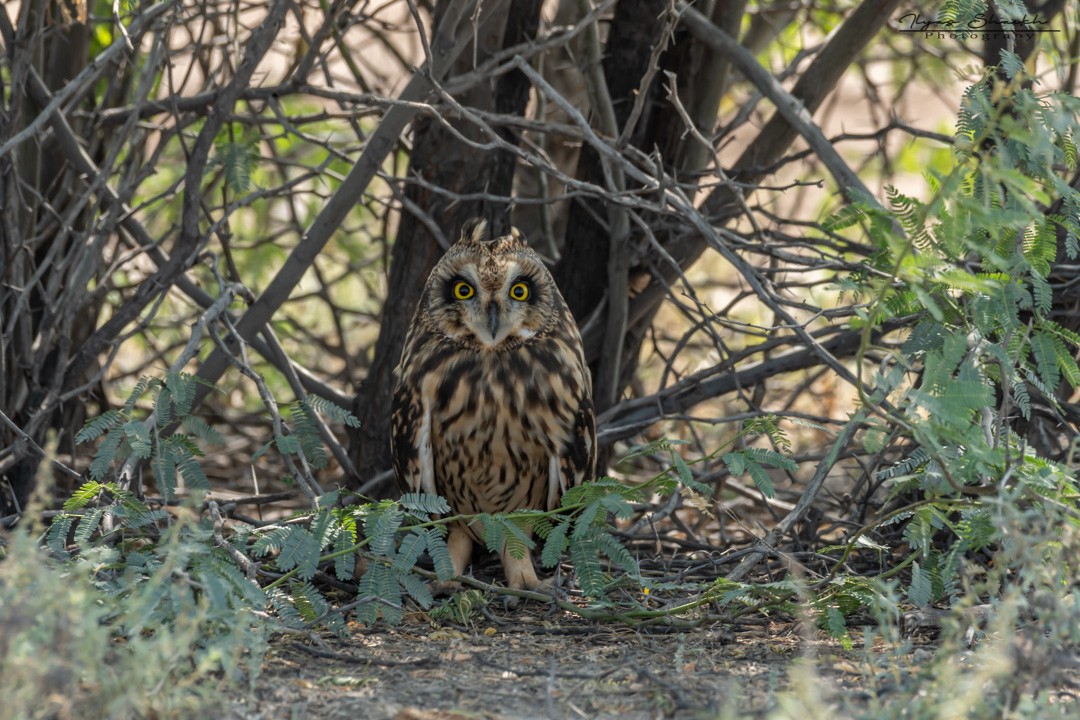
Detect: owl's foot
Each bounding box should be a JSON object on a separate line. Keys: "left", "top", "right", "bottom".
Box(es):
{"left": 429, "top": 579, "right": 463, "bottom": 596}
{"left": 425, "top": 524, "right": 472, "bottom": 597}
{"left": 501, "top": 574, "right": 561, "bottom": 609}
{"left": 501, "top": 551, "right": 542, "bottom": 592}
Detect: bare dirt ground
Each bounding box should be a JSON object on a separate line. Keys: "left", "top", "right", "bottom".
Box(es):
{"left": 231, "top": 606, "right": 934, "bottom": 720}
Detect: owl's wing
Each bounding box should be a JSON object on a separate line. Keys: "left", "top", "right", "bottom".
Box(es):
{"left": 391, "top": 379, "right": 436, "bottom": 497}
{"left": 549, "top": 391, "right": 596, "bottom": 509}
{"left": 390, "top": 321, "right": 438, "bottom": 497}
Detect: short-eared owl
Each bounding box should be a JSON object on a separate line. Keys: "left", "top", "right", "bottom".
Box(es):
{"left": 391, "top": 219, "right": 596, "bottom": 590}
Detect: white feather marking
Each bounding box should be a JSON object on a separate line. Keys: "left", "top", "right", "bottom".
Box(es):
{"left": 418, "top": 401, "right": 436, "bottom": 496}
{"left": 547, "top": 454, "right": 563, "bottom": 509}
{"left": 516, "top": 327, "right": 536, "bottom": 339}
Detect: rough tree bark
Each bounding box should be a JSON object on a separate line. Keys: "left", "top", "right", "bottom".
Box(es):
{"left": 1, "top": 0, "right": 94, "bottom": 513}
{"left": 349, "top": 0, "right": 544, "bottom": 489}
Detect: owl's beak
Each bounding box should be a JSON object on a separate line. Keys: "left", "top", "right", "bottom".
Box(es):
{"left": 487, "top": 303, "right": 500, "bottom": 338}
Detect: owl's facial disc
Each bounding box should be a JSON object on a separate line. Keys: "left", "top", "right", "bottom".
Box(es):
{"left": 426, "top": 238, "right": 555, "bottom": 350}
{"left": 438, "top": 271, "right": 544, "bottom": 348}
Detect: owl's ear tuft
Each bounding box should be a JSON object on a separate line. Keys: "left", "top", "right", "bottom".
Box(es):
{"left": 458, "top": 218, "right": 488, "bottom": 245}
{"left": 508, "top": 226, "right": 528, "bottom": 246}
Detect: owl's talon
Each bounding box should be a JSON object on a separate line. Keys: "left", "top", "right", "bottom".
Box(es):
{"left": 429, "top": 579, "right": 462, "bottom": 596}
{"left": 535, "top": 575, "right": 560, "bottom": 594}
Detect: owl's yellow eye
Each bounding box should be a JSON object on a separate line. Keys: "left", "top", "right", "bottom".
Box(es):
{"left": 509, "top": 282, "right": 530, "bottom": 302}
{"left": 452, "top": 281, "right": 475, "bottom": 300}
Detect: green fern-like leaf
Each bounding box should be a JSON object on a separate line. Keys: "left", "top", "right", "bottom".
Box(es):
{"left": 151, "top": 440, "right": 178, "bottom": 499}
{"left": 46, "top": 515, "right": 75, "bottom": 557}
{"left": 721, "top": 451, "right": 745, "bottom": 478}
{"left": 63, "top": 481, "right": 109, "bottom": 510}
{"left": 478, "top": 514, "right": 505, "bottom": 555}
{"left": 89, "top": 427, "right": 127, "bottom": 481}
{"left": 194, "top": 551, "right": 267, "bottom": 609}
{"left": 1011, "top": 377, "right": 1032, "bottom": 419}
{"left": 722, "top": 450, "right": 778, "bottom": 498}
{"left": 744, "top": 456, "right": 776, "bottom": 498}
{"left": 378, "top": 566, "right": 404, "bottom": 625}
{"left": 76, "top": 410, "right": 124, "bottom": 444}
{"left": 181, "top": 416, "right": 223, "bottom": 445}
{"left": 167, "top": 372, "right": 198, "bottom": 417}
{"left": 288, "top": 401, "right": 328, "bottom": 469}
{"left": 572, "top": 500, "right": 604, "bottom": 540}
{"left": 275, "top": 432, "right": 301, "bottom": 455}
{"left": 744, "top": 415, "right": 792, "bottom": 453}
{"left": 885, "top": 185, "right": 932, "bottom": 248}
{"left": 531, "top": 516, "right": 554, "bottom": 540}
{"left": 425, "top": 528, "right": 456, "bottom": 581}
{"left": 561, "top": 476, "right": 635, "bottom": 507}
{"left": 290, "top": 580, "right": 329, "bottom": 623}
{"left": 570, "top": 532, "right": 604, "bottom": 597}
{"left": 332, "top": 526, "right": 356, "bottom": 581}
{"left": 73, "top": 508, "right": 105, "bottom": 544}
{"left": 672, "top": 453, "right": 711, "bottom": 494}
{"left": 997, "top": 49, "right": 1025, "bottom": 80}
{"left": 1061, "top": 131, "right": 1078, "bottom": 170}
{"left": 362, "top": 502, "right": 404, "bottom": 556}
{"left": 252, "top": 526, "right": 290, "bottom": 557}
{"left": 1031, "top": 331, "right": 1062, "bottom": 391}
{"left": 598, "top": 493, "right": 634, "bottom": 520}
{"left": 122, "top": 376, "right": 154, "bottom": 412}
{"left": 214, "top": 136, "right": 259, "bottom": 194}
{"left": 392, "top": 530, "right": 427, "bottom": 575}
{"left": 155, "top": 383, "right": 174, "bottom": 428}
{"left": 399, "top": 492, "right": 452, "bottom": 517}
{"left": 1059, "top": 352, "right": 1080, "bottom": 389}
{"left": 115, "top": 507, "right": 170, "bottom": 529}
{"left": 940, "top": 379, "right": 993, "bottom": 418}
{"left": 594, "top": 532, "right": 638, "bottom": 577}
{"left": 822, "top": 204, "right": 866, "bottom": 232}
{"left": 306, "top": 395, "right": 361, "bottom": 428}
{"left": 956, "top": 507, "right": 996, "bottom": 552}
{"left": 617, "top": 438, "right": 689, "bottom": 463}
{"left": 1020, "top": 365, "right": 1060, "bottom": 408}
{"left": 1039, "top": 319, "right": 1080, "bottom": 350}
{"left": 261, "top": 525, "right": 320, "bottom": 580}
{"left": 540, "top": 520, "right": 570, "bottom": 568}
{"left": 501, "top": 516, "right": 534, "bottom": 561}
{"left": 268, "top": 587, "right": 306, "bottom": 628}
{"left": 1030, "top": 274, "right": 1052, "bottom": 316}
{"left": 743, "top": 447, "right": 798, "bottom": 472}
{"left": 907, "top": 562, "right": 933, "bottom": 607}
{"left": 311, "top": 510, "right": 335, "bottom": 550}
{"left": 174, "top": 442, "right": 210, "bottom": 493}
{"left": 939, "top": 0, "right": 985, "bottom": 25}
{"left": 401, "top": 572, "right": 434, "bottom": 609}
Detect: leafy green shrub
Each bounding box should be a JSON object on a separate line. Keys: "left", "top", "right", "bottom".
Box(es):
{"left": 832, "top": 56, "right": 1080, "bottom": 607}
{"left": 782, "top": 56, "right": 1080, "bottom": 716}
{"left": 0, "top": 494, "right": 266, "bottom": 719}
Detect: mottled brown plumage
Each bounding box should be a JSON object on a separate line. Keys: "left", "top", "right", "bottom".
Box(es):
{"left": 391, "top": 219, "right": 596, "bottom": 590}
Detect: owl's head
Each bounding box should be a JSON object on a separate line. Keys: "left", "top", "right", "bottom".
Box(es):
{"left": 418, "top": 219, "right": 561, "bottom": 350}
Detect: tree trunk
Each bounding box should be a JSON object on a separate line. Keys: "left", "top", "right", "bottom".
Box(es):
{"left": 1, "top": 0, "right": 93, "bottom": 513}
{"left": 553, "top": 0, "right": 747, "bottom": 425}
{"left": 349, "top": 0, "right": 544, "bottom": 491}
